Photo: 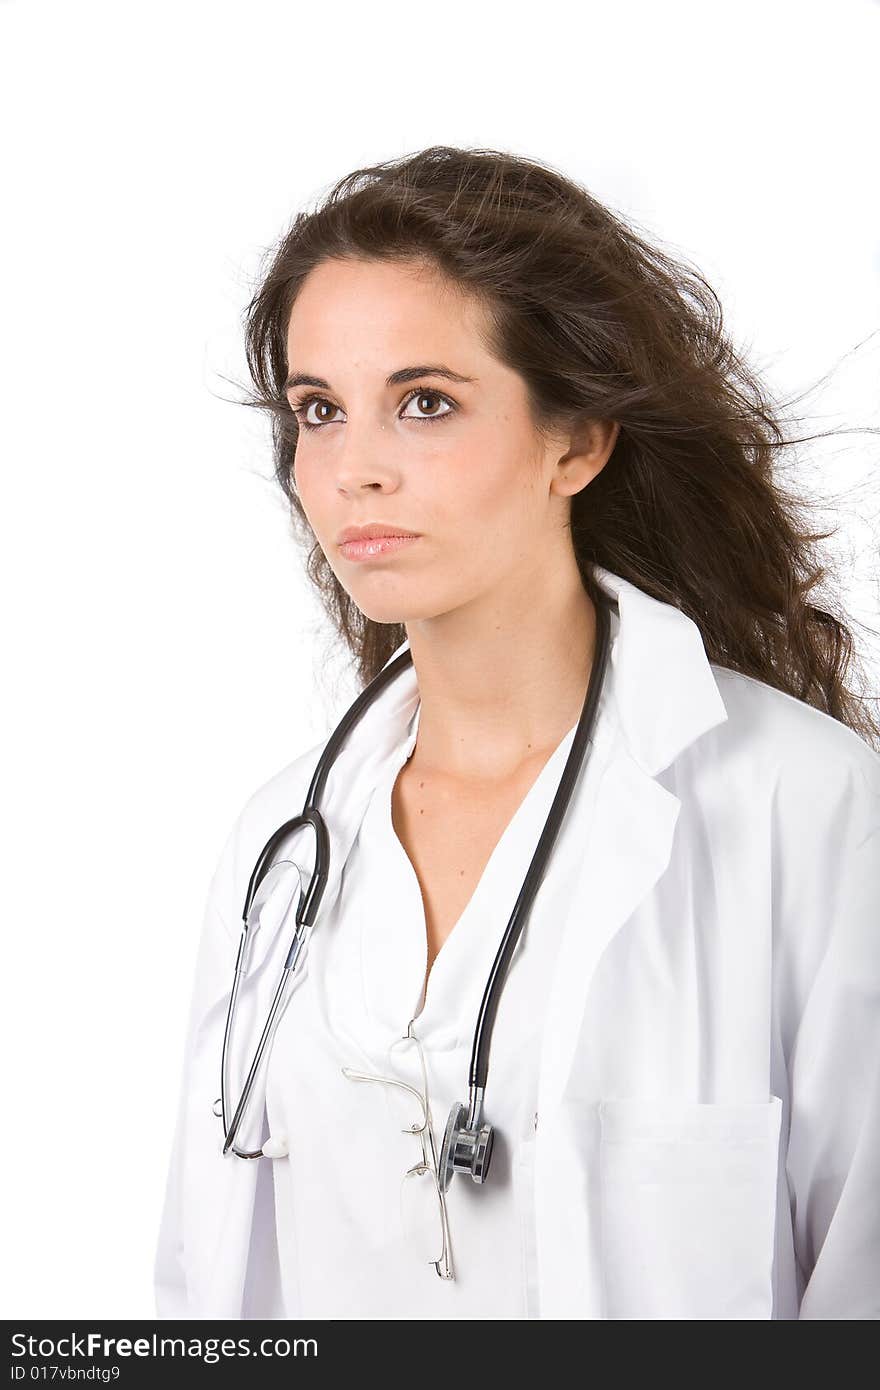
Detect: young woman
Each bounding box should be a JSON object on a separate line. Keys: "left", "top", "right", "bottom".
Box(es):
{"left": 155, "top": 146, "right": 880, "bottom": 1321}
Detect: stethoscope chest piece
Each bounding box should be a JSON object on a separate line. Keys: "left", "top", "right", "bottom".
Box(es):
{"left": 440, "top": 1101, "right": 495, "bottom": 1192}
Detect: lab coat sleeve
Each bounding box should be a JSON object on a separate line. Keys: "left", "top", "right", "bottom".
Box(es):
{"left": 780, "top": 741, "right": 880, "bottom": 1319}
{"left": 153, "top": 817, "right": 240, "bottom": 1319}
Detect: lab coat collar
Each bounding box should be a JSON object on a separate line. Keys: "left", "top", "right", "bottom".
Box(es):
{"left": 591, "top": 564, "right": 729, "bottom": 776}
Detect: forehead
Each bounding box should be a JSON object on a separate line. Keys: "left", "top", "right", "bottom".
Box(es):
{"left": 285, "top": 257, "right": 489, "bottom": 362}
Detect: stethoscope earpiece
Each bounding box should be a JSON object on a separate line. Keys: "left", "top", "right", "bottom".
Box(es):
{"left": 261, "top": 1134, "right": 290, "bottom": 1159}
{"left": 213, "top": 1098, "right": 289, "bottom": 1158}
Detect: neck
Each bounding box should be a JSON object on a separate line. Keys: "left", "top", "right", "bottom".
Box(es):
{"left": 403, "top": 554, "right": 598, "bottom": 783}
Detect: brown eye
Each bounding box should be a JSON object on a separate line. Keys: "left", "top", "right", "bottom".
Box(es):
{"left": 401, "top": 391, "right": 453, "bottom": 421}
{"left": 293, "top": 397, "right": 340, "bottom": 429}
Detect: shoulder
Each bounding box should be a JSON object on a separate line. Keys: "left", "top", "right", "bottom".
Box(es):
{"left": 688, "top": 666, "right": 880, "bottom": 864}
{"left": 207, "top": 733, "right": 331, "bottom": 933}
{"left": 667, "top": 669, "right": 879, "bottom": 1000}
{"left": 237, "top": 734, "right": 328, "bottom": 831}
{"left": 237, "top": 731, "right": 332, "bottom": 856}
{"left": 707, "top": 665, "right": 880, "bottom": 797}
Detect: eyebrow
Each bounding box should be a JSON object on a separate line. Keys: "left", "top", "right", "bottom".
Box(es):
{"left": 283, "top": 364, "right": 478, "bottom": 394}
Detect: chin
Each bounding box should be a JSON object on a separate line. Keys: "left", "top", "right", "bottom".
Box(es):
{"left": 351, "top": 591, "right": 448, "bottom": 627}
{"left": 354, "top": 601, "right": 419, "bottom": 626}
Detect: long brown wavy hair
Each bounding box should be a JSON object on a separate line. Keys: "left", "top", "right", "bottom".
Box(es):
{"left": 228, "top": 144, "right": 880, "bottom": 749}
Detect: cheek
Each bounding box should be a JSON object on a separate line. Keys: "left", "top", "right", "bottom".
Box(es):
{"left": 291, "top": 450, "right": 329, "bottom": 526}
{"left": 437, "top": 429, "right": 533, "bottom": 528}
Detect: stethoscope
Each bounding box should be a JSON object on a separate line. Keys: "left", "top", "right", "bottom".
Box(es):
{"left": 214, "top": 585, "right": 613, "bottom": 1192}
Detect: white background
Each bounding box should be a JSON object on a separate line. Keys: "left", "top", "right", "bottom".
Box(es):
{"left": 2, "top": 0, "right": 878, "bottom": 1318}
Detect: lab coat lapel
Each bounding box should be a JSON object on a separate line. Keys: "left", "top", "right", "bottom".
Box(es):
{"left": 532, "top": 564, "right": 730, "bottom": 1318}
{"left": 535, "top": 749, "right": 683, "bottom": 1117}
{"left": 533, "top": 565, "right": 731, "bottom": 1111}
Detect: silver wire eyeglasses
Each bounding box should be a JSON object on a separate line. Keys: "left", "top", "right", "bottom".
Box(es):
{"left": 341, "top": 1020, "right": 455, "bottom": 1281}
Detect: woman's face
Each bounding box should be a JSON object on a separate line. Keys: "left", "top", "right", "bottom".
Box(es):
{"left": 285, "top": 256, "right": 600, "bottom": 627}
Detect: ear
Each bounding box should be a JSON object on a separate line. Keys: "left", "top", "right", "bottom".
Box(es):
{"left": 549, "top": 418, "right": 620, "bottom": 498}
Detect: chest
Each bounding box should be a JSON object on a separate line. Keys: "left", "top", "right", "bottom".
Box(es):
{"left": 389, "top": 755, "right": 551, "bottom": 973}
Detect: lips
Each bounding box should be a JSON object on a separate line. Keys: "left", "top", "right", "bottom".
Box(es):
{"left": 336, "top": 522, "right": 420, "bottom": 544}
{"left": 338, "top": 533, "right": 421, "bottom": 562}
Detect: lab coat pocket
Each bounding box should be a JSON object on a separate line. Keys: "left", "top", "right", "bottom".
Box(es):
{"left": 598, "top": 1096, "right": 783, "bottom": 1320}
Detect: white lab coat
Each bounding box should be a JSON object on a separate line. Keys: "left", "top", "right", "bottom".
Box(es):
{"left": 154, "top": 563, "right": 880, "bottom": 1320}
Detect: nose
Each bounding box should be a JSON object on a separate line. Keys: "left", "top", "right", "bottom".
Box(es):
{"left": 333, "top": 423, "right": 399, "bottom": 495}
